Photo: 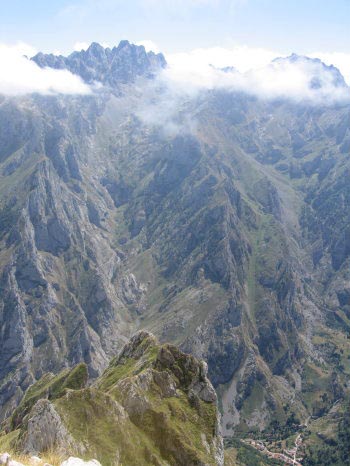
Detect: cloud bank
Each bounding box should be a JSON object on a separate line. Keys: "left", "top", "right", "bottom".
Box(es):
{"left": 167, "top": 45, "right": 277, "bottom": 75}
{"left": 162, "top": 46, "right": 350, "bottom": 103}
{"left": 311, "top": 52, "right": 350, "bottom": 85}
{"left": 135, "top": 44, "right": 350, "bottom": 135}
{"left": 1, "top": 39, "right": 350, "bottom": 106}
{"left": 0, "top": 43, "right": 90, "bottom": 96}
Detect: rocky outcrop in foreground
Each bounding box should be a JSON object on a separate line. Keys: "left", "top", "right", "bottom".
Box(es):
{"left": 0, "top": 332, "right": 224, "bottom": 466}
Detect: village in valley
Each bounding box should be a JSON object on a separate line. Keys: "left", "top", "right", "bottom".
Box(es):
{"left": 244, "top": 434, "right": 304, "bottom": 466}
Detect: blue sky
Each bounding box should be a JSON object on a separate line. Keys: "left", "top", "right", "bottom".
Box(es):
{"left": 1, "top": 0, "right": 350, "bottom": 55}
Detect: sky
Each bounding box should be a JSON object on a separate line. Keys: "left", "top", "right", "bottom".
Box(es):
{"left": 1, "top": 0, "right": 350, "bottom": 98}
{"left": 1, "top": 0, "right": 350, "bottom": 56}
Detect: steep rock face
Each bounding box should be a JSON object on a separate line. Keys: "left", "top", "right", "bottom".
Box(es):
{"left": 2, "top": 332, "right": 224, "bottom": 466}
{"left": 21, "top": 399, "right": 77, "bottom": 455}
{"left": 0, "top": 95, "right": 132, "bottom": 420}
{"left": 1, "top": 45, "right": 350, "bottom": 444}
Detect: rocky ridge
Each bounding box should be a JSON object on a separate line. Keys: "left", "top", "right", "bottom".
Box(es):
{"left": 0, "top": 332, "right": 224, "bottom": 466}
{"left": 31, "top": 41, "right": 166, "bottom": 89}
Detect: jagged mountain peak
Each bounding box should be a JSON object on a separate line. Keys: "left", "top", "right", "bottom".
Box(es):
{"left": 31, "top": 40, "right": 167, "bottom": 88}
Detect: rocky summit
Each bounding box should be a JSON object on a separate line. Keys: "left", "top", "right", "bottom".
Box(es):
{"left": 0, "top": 40, "right": 350, "bottom": 465}
{"left": 0, "top": 331, "right": 224, "bottom": 466}
{"left": 31, "top": 41, "right": 166, "bottom": 88}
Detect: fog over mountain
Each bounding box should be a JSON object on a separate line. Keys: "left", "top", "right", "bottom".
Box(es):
{"left": 1, "top": 40, "right": 350, "bottom": 102}
{"left": 1, "top": 40, "right": 350, "bottom": 465}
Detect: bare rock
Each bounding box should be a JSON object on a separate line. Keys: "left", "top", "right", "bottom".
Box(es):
{"left": 60, "top": 458, "right": 101, "bottom": 466}
{"left": 20, "top": 400, "right": 76, "bottom": 455}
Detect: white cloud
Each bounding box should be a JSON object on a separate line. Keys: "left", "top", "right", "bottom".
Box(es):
{"left": 8, "top": 41, "right": 38, "bottom": 58}
{"left": 0, "top": 43, "right": 91, "bottom": 96}
{"left": 162, "top": 45, "right": 350, "bottom": 103}
{"left": 136, "top": 45, "right": 350, "bottom": 134}
{"left": 167, "top": 45, "right": 278, "bottom": 75}
{"left": 135, "top": 40, "right": 160, "bottom": 54}
{"left": 2, "top": 38, "right": 349, "bottom": 107}
{"left": 310, "top": 52, "right": 350, "bottom": 85}
{"left": 241, "top": 59, "right": 349, "bottom": 103}
{"left": 74, "top": 41, "right": 90, "bottom": 51}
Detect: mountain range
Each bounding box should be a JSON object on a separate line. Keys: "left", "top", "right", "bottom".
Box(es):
{"left": 1, "top": 40, "right": 350, "bottom": 465}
